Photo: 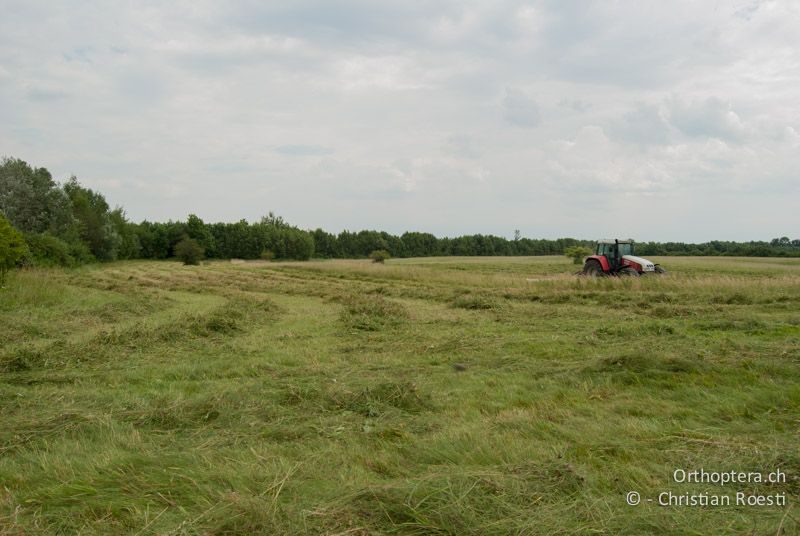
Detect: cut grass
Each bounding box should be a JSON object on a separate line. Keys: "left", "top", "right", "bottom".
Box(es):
{"left": 0, "top": 256, "right": 798, "bottom": 534}
{"left": 338, "top": 294, "right": 409, "bottom": 332}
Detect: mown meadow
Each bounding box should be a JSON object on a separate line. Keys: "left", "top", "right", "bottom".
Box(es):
{"left": 1, "top": 256, "right": 798, "bottom": 534}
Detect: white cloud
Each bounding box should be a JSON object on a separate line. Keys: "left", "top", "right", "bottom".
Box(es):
{"left": 333, "top": 55, "right": 433, "bottom": 91}
{"left": 545, "top": 126, "right": 674, "bottom": 194}
{"left": 502, "top": 87, "right": 541, "bottom": 127}
{"left": 667, "top": 97, "right": 748, "bottom": 141}
{"left": 154, "top": 34, "right": 305, "bottom": 55}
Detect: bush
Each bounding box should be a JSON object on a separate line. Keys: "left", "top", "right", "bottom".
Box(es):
{"left": 0, "top": 214, "right": 28, "bottom": 285}
{"left": 23, "top": 233, "right": 80, "bottom": 267}
{"left": 370, "top": 249, "right": 390, "bottom": 263}
{"left": 564, "top": 246, "right": 592, "bottom": 265}
{"left": 174, "top": 236, "right": 204, "bottom": 265}
{"left": 68, "top": 240, "right": 96, "bottom": 265}
{"left": 260, "top": 249, "right": 275, "bottom": 261}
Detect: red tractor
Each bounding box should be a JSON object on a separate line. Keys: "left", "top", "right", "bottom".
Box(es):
{"left": 581, "top": 239, "right": 666, "bottom": 276}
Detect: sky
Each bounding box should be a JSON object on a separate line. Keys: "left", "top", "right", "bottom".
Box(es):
{"left": 1, "top": 1, "right": 798, "bottom": 242}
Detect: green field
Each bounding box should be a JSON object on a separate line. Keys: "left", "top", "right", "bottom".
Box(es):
{"left": 1, "top": 256, "right": 798, "bottom": 534}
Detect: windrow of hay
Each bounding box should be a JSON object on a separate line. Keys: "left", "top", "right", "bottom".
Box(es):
{"left": 337, "top": 294, "right": 409, "bottom": 331}
{"left": 1, "top": 294, "right": 279, "bottom": 372}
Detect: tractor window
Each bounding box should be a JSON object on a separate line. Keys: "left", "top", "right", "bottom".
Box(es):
{"left": 618, "top": 243, "right": 634, "bottom": 256}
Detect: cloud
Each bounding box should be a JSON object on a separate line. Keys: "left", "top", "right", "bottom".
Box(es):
{"left": 275, "top": 145, "right": 333, "bottom": 156}
{"left": 667, "top": 97, "right": 748, "bottom": 141}
{"left": 502, "top": 87, "right": 540, "bottom": 127}
{"left": 545, "top": 126, "right": 674, "bottom": 194}
{"left": 1, "top": 1, "right": 798, "bottom": 241}
{"left": 26, "top": 87, "right": 70, "bottom": 102}
{"left": 558, "top": 98, "right": 590, "bottom": 113}
{"left": 444, "top": 134, "right": 481, "bottom": 159}
{"left": 609, "top": 102, "right": 673, "bottom": 145}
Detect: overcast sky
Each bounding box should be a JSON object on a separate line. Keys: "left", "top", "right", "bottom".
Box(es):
{"left": 1, "top": 1, "right": 798, "bottom": 241}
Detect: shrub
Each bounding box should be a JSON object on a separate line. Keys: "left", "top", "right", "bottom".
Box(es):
{"left": 68, "top": 240, "right": 96, "bottom": 265}
{"left": 260, "top": 249, "right": 275, "bottom": 261}
{"left": 174, "top": 235, "right": 204, "bottom": 265}
{"left": 370, "top": 249, "right": 390, "bottom": 263}
{"left": 23, "top": 233, "right": 76, "bottom": 267}
{"left": 565, "top": 246, "right": 592, "bottom": 265}
{"left": 0, "top": 214, "right": 28, "bottom": 285}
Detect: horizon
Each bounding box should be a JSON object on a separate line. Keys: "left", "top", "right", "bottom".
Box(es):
{"left": 3, "top": 154, "right": 796, "bottom": 245}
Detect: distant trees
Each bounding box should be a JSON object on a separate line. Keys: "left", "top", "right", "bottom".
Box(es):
{"left": 311, "top": 228, "right": 340, "bottom": 258}
{"left": 401, "top": 232, "right": 439, "bottom": 257}
{"left": 135, "top": 221, "right": 171, "bottom": 259}
{"left": 206, "top": 219, "right": 314, "bottom": 260}
{"left": 637, "top": 239, "right": 800, "bottom": 258}
{"left": 2, "top": 155, "right": 799, "bottom": 268}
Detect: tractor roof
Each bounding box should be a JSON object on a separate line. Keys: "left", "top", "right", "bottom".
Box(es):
{"left": 597, "top": 239, "right": 634, "bottom": 244}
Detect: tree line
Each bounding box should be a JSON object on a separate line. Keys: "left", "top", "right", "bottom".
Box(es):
{"left": 1, "top": 156, "right": 798, "bottom": 269}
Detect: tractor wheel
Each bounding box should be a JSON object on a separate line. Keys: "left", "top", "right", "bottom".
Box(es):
{"left": 620, "top": 267, "right": 640, "bottom": 277}
{"left": 654, "top": 265, "right": 667, "bottom": 274}
{"left": 582, "top": 259, "right": 603, "bottom": 277}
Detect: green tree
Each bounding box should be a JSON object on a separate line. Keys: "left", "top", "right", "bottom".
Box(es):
{"left": 64, "top": 177, "right": 120, "bottom": 261}
{"left": 400, "top": 231, "right": 437, "bottom": 257}
{"left": 0, "top": 214, "right": 28, "bottom": 285}
{"left": 260, "top": 212, "right": 289, "bottom": 228}
{"left": 0, "top": 157, "right": 74, "bottom": 236}
{"left": 174, "top": 235, "right": 204, "bottom": 265}
{"left": 564, "top": 246, "right": 592, "bottom": 264}
{"left": 283, "top": 228, "right": 315, "bottom": 260}
{"left": 185, "top": 214, "right": 215, "bottom": 254}
{"left": 311, "top": 228, "right": 340, "bottom": 258}
{"left": 135, "top": 221, "right": 170, "bottom": 259}
{"left": 109, "top": 208, "right": 141, "bottom": 260}
{"left": 354, "top": 230, "right": 388, "bottom": 256}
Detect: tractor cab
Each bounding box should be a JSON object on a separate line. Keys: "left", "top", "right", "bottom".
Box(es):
{"left": 595, "top": 239, "right": 634, "bottom": 270}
